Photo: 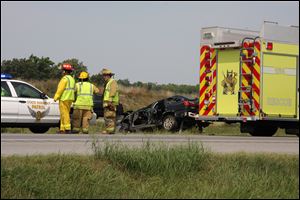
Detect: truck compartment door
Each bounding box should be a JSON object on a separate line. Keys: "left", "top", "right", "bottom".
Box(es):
{"left": 262, "top": 54, "right": 297, "bottom": 117}
{"left": 216, "top": 49, "right": 240, "bottom": 116}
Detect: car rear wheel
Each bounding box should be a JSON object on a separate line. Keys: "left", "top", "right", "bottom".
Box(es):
{"left": 29, "top": 127, "right": 50, "bottom": 134}
{"left": 163, "top": 115, "right": 178, "bottom": 131}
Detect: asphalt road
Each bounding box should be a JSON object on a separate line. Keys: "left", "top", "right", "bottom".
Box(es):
{"left": 1, "top": 133, "right": 299, "bottom": 156}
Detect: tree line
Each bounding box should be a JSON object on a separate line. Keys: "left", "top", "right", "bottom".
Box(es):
{"left": 1, "top": 55, "right": 198, "bottom": 94}
{"left": 1, "top": 55, "right": 88, "bottom": 81}
{"left": 117, "top": 79, "right": 198, "bottom": 94}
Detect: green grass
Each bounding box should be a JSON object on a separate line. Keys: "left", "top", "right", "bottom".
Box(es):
{"left": 133, "top": 122, "right": 288, "bottom": 136}
{"left": 1, "top": 142, "right": 299, "bottom": 199}
{"left": 1, "top": 121, "right": 289, "bottom": 136}
{"left": 200, "top": 122, "right": 287, "bottom": 136}
{"left": 1, "top": 121, "right": 105, "bottom": 134}
{"left": 92, "top": 141, "right": 209, "bottom": 177}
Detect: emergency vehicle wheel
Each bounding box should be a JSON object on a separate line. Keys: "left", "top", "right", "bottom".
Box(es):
{"left": 29, "top": 127, "right": 50, "bottom": 134}
{"left": 249, "top": 126, "right": 278, "bottom": 137}
{"left": 163, "top": 115, "right": 178, "bottom": 131}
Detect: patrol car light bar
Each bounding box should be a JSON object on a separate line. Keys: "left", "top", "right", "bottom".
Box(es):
{"left": 1, "top": 73, "right": 12, "bottom": 79}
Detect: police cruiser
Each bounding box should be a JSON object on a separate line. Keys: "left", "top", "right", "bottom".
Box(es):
{"left": 1, "top": 74, "right": 60, "bottom": 133}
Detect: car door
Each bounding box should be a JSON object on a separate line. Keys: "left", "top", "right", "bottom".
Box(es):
{"left": 10, "top": 81, "right": 59, "bottom": 124}
{"left": 1, "top": 81, "right": 18, "bottom": 123}
{"left": 150, "top": 100, "right": 165, "bottom": 122}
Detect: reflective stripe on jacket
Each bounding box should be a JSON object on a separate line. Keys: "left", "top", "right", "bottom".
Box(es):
{"left": 103, "top": 78, "right": 119, "bottom": 106}
{"left": 74, "top": 82, "right": 94, "bottom": 110}
{"left": 60, "top": 75, "right": 75, "bottom": 101}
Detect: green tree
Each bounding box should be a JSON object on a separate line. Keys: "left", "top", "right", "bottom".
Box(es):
{"left": 117, "top": 79, "right": 130, "bottom": 87}
{"left": 90, "top": 73, "right": 105, "bottom": 86}
{"left": 1, "top": 55, "right": 55, "bottom": 80}
{"left": 135, "top": 81, "right": 143, "bottom": 87}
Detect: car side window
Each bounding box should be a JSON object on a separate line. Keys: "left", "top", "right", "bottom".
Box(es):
{"left": 1, "top": 81, "right": 12, "bottom": 97}
{"left": 173, "top": 97, "right": 183, "bottom": 102}
{"left": 166, "top": 98, "right": 177, "bottom": 104}
{"left": 11, "top": 82, "right": 41, "bottom": 99}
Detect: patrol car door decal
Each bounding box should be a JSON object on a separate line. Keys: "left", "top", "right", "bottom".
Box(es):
{"left": 27, "top": 105, "right": 50, "bottom": 121}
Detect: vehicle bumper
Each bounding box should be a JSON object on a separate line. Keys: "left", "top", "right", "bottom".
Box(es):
{"left": 187, "top": 112, "right": 259, "bottom": 122}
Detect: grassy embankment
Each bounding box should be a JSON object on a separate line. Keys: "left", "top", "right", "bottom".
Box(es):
{"left": 1, "top": 142, "right": 299, "bottom": 199}
{"left": 1, "top": 121, "right": 288, "bottom": 136}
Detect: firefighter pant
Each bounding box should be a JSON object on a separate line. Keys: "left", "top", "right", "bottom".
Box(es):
{"left": 103, "top": 106, "right": 116, "bottom": 133}
{"left": 59, "top": 100, "right": 73, "bottom": 131}
{"left": 72, "top": 109, "right": 92, "bottom": 133}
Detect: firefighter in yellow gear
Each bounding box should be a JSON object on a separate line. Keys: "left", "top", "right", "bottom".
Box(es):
{"left": 101, "top": 68, "right": 119, "bottom": 134}
{"left": 54, "top": 64, "right": 75, "bottom": 134}
{"left": 72, "top": 71, "right": 100, "bottom": 134}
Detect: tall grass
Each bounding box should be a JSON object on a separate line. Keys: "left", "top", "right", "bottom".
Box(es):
{"left": 92, "top": 141, "right": 209, "bottom": 177}
{"left": 206, "top": 153, "right": 299, "bottom": 199}
{"left": 1, "top": 145, "right": 299, "bottom": 199}
{"left": 1, "top": 155, "right": 129, "bottom": 199}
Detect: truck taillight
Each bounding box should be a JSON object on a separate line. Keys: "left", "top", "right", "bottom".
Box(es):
{"left": 205, "top": 52, "right": 210, "bottom": 59}
{"left": 266, "top": 42, "right": 273, "bottom": 50}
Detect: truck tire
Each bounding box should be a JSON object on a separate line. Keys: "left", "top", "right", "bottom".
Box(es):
{"left": 29, "top": 127, "right": 50, "bottom": 134}
{"left": 163, "top": 115, "right": 178, "bottom": 131}
{"left": 249, "top": 126, "right": 278, "bottom": 137}
{"left": 285, "top": 128, "right": 299, "bottom": 136}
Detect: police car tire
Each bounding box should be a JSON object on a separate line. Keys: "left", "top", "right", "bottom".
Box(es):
{"left": 29, "top": 127, "right": 50, "bottom": 134}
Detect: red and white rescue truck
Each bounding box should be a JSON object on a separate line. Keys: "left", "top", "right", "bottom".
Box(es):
{"left": 189, "top": 22, "right": 299, "bottom": 136}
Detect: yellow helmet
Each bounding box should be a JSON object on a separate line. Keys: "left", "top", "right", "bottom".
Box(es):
{"left": 101, "top": 68, "right": 114, "bottom": 76}
{"left": 78, "top": 71, "right": 89, "bottom": 79}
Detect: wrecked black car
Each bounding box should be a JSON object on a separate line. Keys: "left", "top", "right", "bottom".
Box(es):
{"left": 93, "top": 94, "right": 124, "bottom": 118}
{"left": 118, "top": 95, "right": 201, "bottom": 132}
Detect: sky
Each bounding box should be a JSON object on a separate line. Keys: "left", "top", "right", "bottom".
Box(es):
{"left": 1, "top": 1, "right": 299, "bottom": 85}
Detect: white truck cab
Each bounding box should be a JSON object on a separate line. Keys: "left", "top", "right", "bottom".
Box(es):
{"left": 1, "top": 74, "right": 60, "bottom": 133}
